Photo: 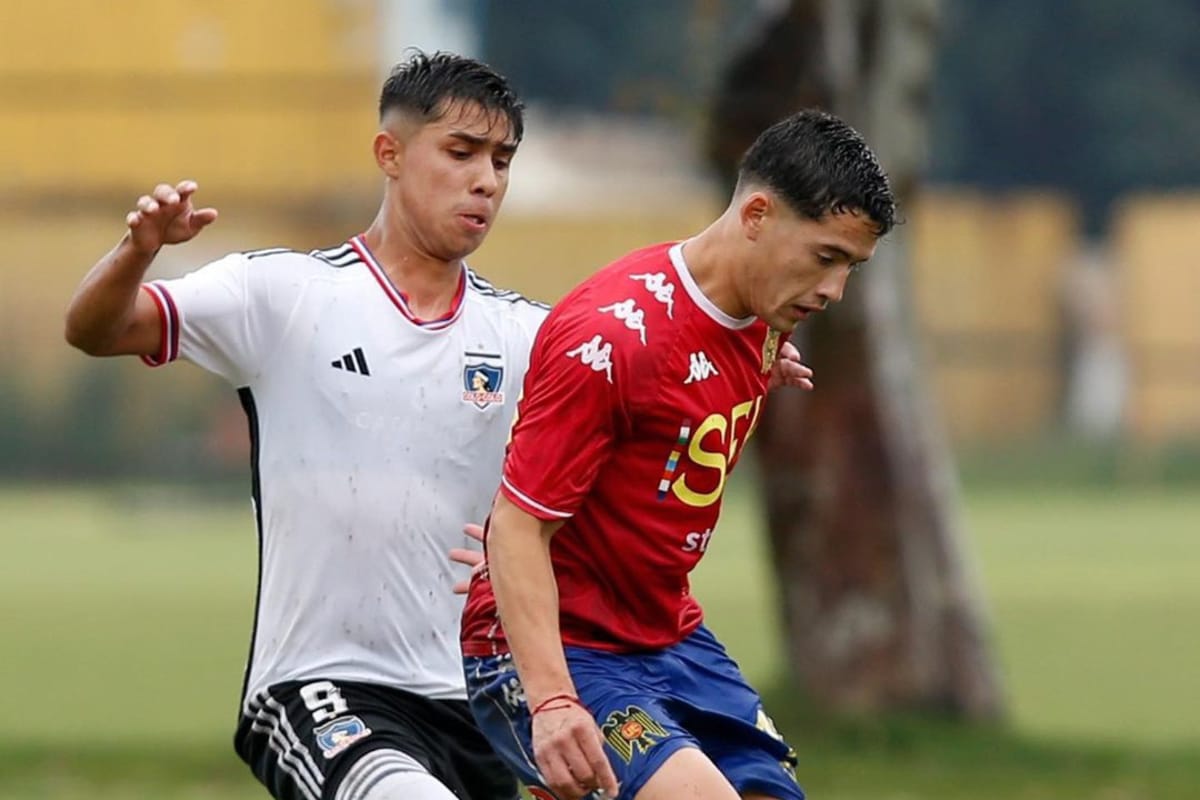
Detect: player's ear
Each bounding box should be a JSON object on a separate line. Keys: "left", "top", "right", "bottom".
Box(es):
{"left": 739, "top": 191, "right": 771, "bottom": 242}
{"left": 374, "top": 130, "right": 403, "bottom": 178}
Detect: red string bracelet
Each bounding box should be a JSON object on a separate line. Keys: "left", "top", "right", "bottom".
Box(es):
{"left": 530, "top": 693, "right": 587, "bottom": 716}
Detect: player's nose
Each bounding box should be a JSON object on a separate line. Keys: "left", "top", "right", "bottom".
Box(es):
{"left": 472, "top": 163, "right": 501, "bottom": 197}
{"left": 817, "top": 267, "right": 850, "bottom": 305}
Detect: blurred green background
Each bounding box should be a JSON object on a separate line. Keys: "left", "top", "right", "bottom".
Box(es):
{"left": 3, "top": 1, "right": 1199, "bottom": 798}
{"left": 3, "top": 475, "right": 1198, "bottom": 798}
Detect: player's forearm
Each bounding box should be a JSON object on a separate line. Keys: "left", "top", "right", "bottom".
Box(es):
{"left": 487, "top": 497, "right": 574, "bottom": 706}
{"left": 65, "top": 234, "right": 157, "bottom": 354}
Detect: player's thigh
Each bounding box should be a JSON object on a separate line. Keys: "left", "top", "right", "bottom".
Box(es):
{"left": 633, "top": 743, "right": 793, "bottom": 800}
{"left": 238, "top": 679, "right": 491, "bottom": 800}
{"left": 665, "top": 628, "right": 804, "bottom": 800}
{"left": 465, "top": 651, "right": 697, "bottom": 800}
{"left": 432, "top": 693, "right": 521, "bottom": 800}
{"left": 567, "top": 646, "right": 712, "bottom": 800}
{"left": 632, "top": 746, "right": 740, "bottom": 800}
{"left": 464, "top": 653, "right": 545, "bottom": 789}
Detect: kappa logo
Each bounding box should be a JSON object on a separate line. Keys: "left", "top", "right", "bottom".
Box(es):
{"left": 601, "top": 706, "right": 670, "bottom": 763}
{"left": 598, "top": 298, "right": 648, "bottom": 345}
{"left": 684, "top": 351, "right": 719, "bottom": 384}
{"left": 629, "top": 272, "right": 675, "bottom": 319}
{"left": 566, "top": 335, "right": 615, "bottom": 383}
{"left": 313, "top": 715, "right": 372, "bottom": 760}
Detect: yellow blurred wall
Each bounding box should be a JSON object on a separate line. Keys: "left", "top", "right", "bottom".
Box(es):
{"left": 1115, "top": 196, "right": 1200, "bottom": 444}
{"left": 4, "top": 2, "right": 1198, "bottom": 450}
{"left": 0, "top": 0, "right": 378, "bottom": 195}
{"left": 910, "top": 191, "right": 1078, "bottom": 444}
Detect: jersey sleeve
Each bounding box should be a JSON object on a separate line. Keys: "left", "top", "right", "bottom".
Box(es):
{"left": 500, "top": 292, "right": 636, "bottom": 520}
{"left": 140, "top": 252, "right": 282, "bottom": 385}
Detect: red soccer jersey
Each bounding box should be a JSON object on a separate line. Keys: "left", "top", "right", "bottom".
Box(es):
{"left": 461, "top": 242, "right": 780, "bottom": 654}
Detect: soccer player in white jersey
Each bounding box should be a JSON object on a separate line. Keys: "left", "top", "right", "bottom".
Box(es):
{"left": 64, "top": 53, "right": 544, "bottom": 800}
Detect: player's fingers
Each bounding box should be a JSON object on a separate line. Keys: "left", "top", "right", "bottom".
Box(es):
{"left": 779, "top": 340, "right": 800, "bottom": 360}
{"left": 175, "top": 179, "right": 198, "bottom": 198}
{"left": 136, "top": 195, "right": 159, "bottom": 215}
{"left": 540, "top": 749, "right": 586, "bottom": 800}
{"left": 781, "top": 364, "right": 814, "bottom": 383}
{"left": 558, "top": 732, "right": 601, "bottom": 787}
{"left": 448, "top": 547, "right": 483, "bottom": 569}
{"left": 462, "top": 522, "right": 485, "bottom": 543}
{"left": 781, "top": 359, "right": 813, "bottom": 377}
{"left": 191, "top": 207, "right": 219, "bottom": 228}
{"left": 152, "top": 183, "right": 180, "bottom": 205}
{"left": 451, "top": 578, "right": 470, "bottom": 594}
{"left": 126, "top": 211, "right": 142, "bottom": 228}
{"left": 579, "top": 728, "right": 620, "bottom": 798}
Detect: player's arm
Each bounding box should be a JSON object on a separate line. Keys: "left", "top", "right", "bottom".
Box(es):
{"left": 487, "top": 494, "right": 570, "bottom": 702}
{"left": 65, "top": 181, "right": 217, "bottom": 357}
{"left": 487, "top": 493, "right": 619, "bottom": 800}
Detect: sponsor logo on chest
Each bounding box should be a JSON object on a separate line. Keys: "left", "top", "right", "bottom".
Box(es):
{"left": 656, "top": 395, "right": 766, "bottom": 508}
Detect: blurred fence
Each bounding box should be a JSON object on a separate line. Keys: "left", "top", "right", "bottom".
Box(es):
{"left": 2, "top": 0, "right": 1199, "bottom": 479}
{"left": 4, "top": 193, "right": 1200, "bottom": 478}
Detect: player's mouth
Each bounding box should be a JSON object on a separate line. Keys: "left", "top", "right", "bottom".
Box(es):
{"left": 790, "top": 303, "right": 821, "bottom": 320}
{"left": 459, "top": 213, "right": 489, "bottom": 232}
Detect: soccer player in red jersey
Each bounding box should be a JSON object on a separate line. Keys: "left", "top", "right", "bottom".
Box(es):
{"left": 461, "top": 109, "right": 896, "bottom": 800}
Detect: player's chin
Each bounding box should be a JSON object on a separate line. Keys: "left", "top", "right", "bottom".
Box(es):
{"left": 766, "top": 314, "right": 799, "bottom": 334}
{"left": 438, "top": 237, "right": 483, "bottom": 262}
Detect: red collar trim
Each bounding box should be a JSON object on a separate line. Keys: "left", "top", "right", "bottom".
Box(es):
{"left": 349, "top": 235, "right": 467, "bottom": 330}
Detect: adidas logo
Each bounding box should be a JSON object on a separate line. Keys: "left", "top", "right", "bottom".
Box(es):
{"left": 331, "top": 347, "right": 371, "bottom": 376}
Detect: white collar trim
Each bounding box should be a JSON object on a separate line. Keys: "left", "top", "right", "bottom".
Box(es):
{"left": 668, "top": 242, "right": 756, "bottom": 330}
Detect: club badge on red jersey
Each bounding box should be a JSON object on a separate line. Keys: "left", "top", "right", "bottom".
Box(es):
{"left": 761, "top": 329, "right": 781, "bottom": 374}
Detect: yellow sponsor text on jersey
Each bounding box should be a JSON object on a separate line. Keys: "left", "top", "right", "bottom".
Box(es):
{"left": 671, "top": 395, "right": 764, "bottom": 507}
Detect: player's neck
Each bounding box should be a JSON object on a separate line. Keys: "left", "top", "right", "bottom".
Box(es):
{"left": 680, "top": 221, "right": 752, "bottom": 320}
{"left": 361, "top": 218, "right": 462, "bottom": 319}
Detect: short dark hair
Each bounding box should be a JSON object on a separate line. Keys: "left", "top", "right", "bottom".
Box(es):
{"left": 379, "top": 51, "right": 525, "bottom": 143}
{"left": 737, "top": 109, "right": 895, "bottom": 235}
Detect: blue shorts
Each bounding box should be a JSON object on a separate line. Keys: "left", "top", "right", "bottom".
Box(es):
{"left": 464, "top": 625, "right": 803, "bottom": 800}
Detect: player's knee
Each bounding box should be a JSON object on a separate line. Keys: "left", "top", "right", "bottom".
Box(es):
{"left": 333, "top": 748, "right": 457, "bottom": 800}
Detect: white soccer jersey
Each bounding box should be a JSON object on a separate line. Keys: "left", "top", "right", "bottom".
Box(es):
{"left": 141, "top": 236, "right": 547, "bottom": 704}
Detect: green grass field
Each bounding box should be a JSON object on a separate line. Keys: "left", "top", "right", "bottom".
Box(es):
{"left": 2, "top": 478, "right": 1198, "bottom": 798}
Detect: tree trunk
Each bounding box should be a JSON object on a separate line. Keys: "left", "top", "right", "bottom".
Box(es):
{"left": 708, "top": 0, "right": 1004, "bottom": 718}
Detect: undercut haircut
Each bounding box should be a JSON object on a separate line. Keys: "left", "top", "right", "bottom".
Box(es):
{"left": 737, "top": 109, "right": 895, "bottom": 236}
{"left": 379, "top": 51, "right": 525, "bottom": 143}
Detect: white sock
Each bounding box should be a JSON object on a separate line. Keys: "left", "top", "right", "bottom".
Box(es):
{"left": 333, "top": 748, "right": 458, "bottom": 800}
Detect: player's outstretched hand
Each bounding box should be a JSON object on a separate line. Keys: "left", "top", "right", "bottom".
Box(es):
{"left": 768, "top": 340, "right": 814, "bottom": 391}
{"left": 531, "top": 701, "right": 620, "bottom": 800}
{"left": 449, "top": 522, "right": 487, "bottom": 594}
{"left": 125, "top": 180, "right": 218, "bottom": 255}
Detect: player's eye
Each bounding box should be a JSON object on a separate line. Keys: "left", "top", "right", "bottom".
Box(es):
{"left": 449, "top": 149, "right": 472, "bottom": 160}
{"left": 816, "top": 253, "right": 835, "bottom": 266}
{"left": 493, "top": 158, "right": 511, "bottom": 171}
